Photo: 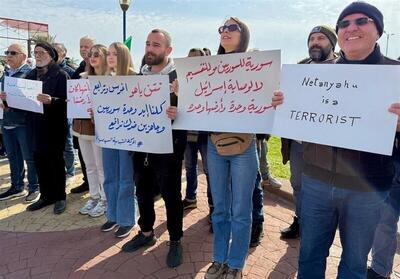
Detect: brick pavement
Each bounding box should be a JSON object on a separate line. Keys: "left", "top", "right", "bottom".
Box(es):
{"left": 1, "top": 159, "right": 400, "bottom": 278}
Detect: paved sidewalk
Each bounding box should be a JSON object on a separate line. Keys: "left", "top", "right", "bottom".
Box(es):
{"left": 0, "top": 160, "right": 399, "bottom": 278}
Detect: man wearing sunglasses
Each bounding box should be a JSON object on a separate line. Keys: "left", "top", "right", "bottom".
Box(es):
{"left": 0, "top": 43, "right": 39, "bottom": 203}
{"left": 295, "top": 2, "right": 400, "bottom": 279}
{"left": 280, "top": 25, "right": 338, "bottom": 241}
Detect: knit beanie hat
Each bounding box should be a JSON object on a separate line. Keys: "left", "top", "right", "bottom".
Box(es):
{"left": 35, "top": 42, "right": 58, "bottom": 62}
{"left": 336, "top": 1, "right": 384, "bottom": 37}
{"left": 308, "top": 25, "right": 337, "bottom": 49}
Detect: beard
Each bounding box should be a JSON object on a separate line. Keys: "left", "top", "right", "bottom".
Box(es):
{"left": 308, "top": 45, "right": 332, "bottom": 62}
{"left": 144, "top": 52, "right": 164, "bottom": 66}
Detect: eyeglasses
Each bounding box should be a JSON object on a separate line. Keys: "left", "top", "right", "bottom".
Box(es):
{"left": 218, "top": 24, "right": 241, "bottom": 34}
{"left": 88, "top": 51, "right": 101, "bottom": 58}
{"left": 4, "top": 51, "right": 22, "bottom": 56}
{"left": 337, "top": 17, "right": 374, "bottom": 29}
{"left": 34, "top": 50, "right": 48, "bottom": 57}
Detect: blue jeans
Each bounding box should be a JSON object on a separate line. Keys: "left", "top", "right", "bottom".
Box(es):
{"left": 370, "top": 160, "right": 400, "bottom": 277}
{"left": 289, "top": 141, "right": 304, "bottom": 217}
{"left": 2, "top": 126, "right": 38, "bottom": 192}
{"left": 184, "top": 134, "right": 213, "bottom": 206}
{"left": 102, "top": 148, "right": 137, "bottom": 226}
{"left": 64, "top": 119, "right": 75, "bottom": 177}
{"left": 257, "top": 139, "right": 270, "bottom": 180}
{"left": 299, "top": 175, "right": 389, "bottom": 279}
{"left": 208, "top": 137, "right": 258, "bottom": 269}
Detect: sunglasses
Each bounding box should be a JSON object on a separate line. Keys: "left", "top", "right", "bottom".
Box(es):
{"left": 4, "top": 51, "right": 22, "bottom": 56}
{"left": 218, "top": 24, "right": 241, "bottom": 34}
{"left": 337, "top": 17, "right": 374, "bottom": 29}
{"left": 88, "top": 51, "right": 101, "bottom": 58}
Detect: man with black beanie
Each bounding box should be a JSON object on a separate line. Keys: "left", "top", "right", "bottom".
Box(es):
{"left": 294, "top": 2, "right": 400, "bottom": 278}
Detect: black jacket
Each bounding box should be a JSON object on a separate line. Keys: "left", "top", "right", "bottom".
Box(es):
{"left": 25, "top": 63, "right": 68, "bottom": 152}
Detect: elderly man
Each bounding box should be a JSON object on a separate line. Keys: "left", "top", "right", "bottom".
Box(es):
{"left": 0, "top": 43, "right": 39, "bottom": 202}
{"left": 272, "top": 2, "right": 400, "bottom": 278}
{"left": 70, "top": 36, "right": 95, "bottom": 194}
{"left": 280, "top": 25, "right": 338, "bottom": 239}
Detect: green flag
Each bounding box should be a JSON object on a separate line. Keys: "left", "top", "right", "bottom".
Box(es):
{"left": 124, "top": 36, "right": 132, "bottom": 50}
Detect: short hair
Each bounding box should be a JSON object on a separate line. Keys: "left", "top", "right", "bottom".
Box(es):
{"left": 203, "top": 48, "right": 211, "bottom": 56}
{"left": 53, "top": 43, "right": 67, "bottom": 55}
{"left": 188, "top": 48, "right": 205, "bottom": 57}
{"left": 9, "top": 43, "right": 27, "bottom": 56}
{"left": 80, "top": 35, "right": 96, "bottom": 44}
{"left": 150, "top": 29, "right": 172, "bottom": 47}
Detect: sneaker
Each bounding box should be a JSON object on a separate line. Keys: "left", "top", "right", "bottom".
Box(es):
{"left": 54, "top": 200, "right": 66, "bottom": 215}
{"left": 224, "top": 268, "right": 242, "bottom": 279}
{"left": 122, "top": 231, "right": 157, "bottom": 252}
{"left": 262, "top": 175, "right": 282, "bottom": 189}
{"left": 166, "top": 240, "right": 183, "bottom": 268}
{"left": 250, "top": 223, "right": 264, "bottom": 247}
{"left": 0, "top": 188, "right": 27, "bottom": 201}
{"left": 182, "top": 198, "right": 197, "bottom": 210}
{"left": 26, "top": 199, "right": 51, "bottom": 211}
{"left": 367, "top": 267, "right": 389, "bottom": 279}
{"left": 280, "top": 216, "right": 300, "bottom": 239}
{"left": 205, "top": 262, "right": 228, "bottom": 279}
{"left": 79, "top": 198, "right": 98, "bottom": 215}
{"left": 88, "top": 199, "right": 106, "bottom": 218}
{"left": 101, "top": 221, "right": 118, "bottom": 232}
{"left": 70, "top": 182, "right": 89, "bottom": 194}
{"left": 115, "top": 226, "right": 133, "bottom": 238}
{"left": 25, "top": 190, "right": 40, "bottom": 203}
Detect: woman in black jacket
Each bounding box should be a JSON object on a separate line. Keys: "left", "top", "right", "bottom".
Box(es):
{"left": 26, "top": 42, "right": 68, "bottom": 214}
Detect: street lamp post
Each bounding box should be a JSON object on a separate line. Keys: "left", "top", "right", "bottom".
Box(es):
{"left": 119, "top": 0, "right": 132, "bottom": 42}
{"left": 383, "top": 30, "right": 395, "bottom": 56}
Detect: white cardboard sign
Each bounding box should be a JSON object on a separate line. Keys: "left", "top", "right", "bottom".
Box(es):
{"left": 272, "top": 64, "right": 400, "bottom": 155}
{"left": 4, "top": 76, "right": 43, "bottom": 113}
{"left": 67, "top": 79, "right": 92, "bottom": 118}
{"left": 89, "top": 75, "right": 173, "bottom": 153}
{"left": 172, "top": 50, "right": 281, "bottom": 133}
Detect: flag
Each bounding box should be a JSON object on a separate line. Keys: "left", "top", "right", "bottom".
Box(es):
{"left": 124, "top": 36, "right": 132, "bottom": 51}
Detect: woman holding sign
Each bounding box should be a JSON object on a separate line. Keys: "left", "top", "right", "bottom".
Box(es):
{"left": 205, "top": 17, "right": 258, "bottom": 279}
{"left": 73, "top": 44, "right": 107, "bottom": 218}
{"left": 100, "top": 42, "right": 137, "bottom": 238}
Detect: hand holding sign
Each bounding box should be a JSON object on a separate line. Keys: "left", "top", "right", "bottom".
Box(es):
{"left": 37, "top": 93, "right": 52, "bottom": 104}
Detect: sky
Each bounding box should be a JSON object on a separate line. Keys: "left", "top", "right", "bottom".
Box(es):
{"left": 0, "top": 0, "right": 399, "bottom": 69}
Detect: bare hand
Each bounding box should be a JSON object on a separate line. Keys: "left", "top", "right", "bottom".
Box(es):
{"left": 389, "top": 103, "right": 400, "bottom": 131}
{"left": 170, "top": 79, "right": 179, "bottom": 96}
{"left": 271, "top": 90, "right": 284, "bottom": 109}
{"left": 0, "top": 92, "right": 6, "bottom": 101}
{"left": 166, "top": 106, "right": 177, "bottom": 120}
{"left": 37, "top": 93, "right": 52, "bottom": 104}
{"left": 88, "top": 108, "right": 95, "bottom": 124}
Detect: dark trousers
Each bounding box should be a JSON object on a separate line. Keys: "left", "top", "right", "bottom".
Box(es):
{"left": 34, "top": 150, "right": 66, "bottom": 202}
{"left": 133, "top": 152, "right": 183, "bottom": 241}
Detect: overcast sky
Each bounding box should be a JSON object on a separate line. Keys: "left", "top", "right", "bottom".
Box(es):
{"left": 1, "top": 0, "right": 399, "bottom": 69}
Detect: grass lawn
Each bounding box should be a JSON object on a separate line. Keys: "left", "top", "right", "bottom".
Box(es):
{"left": 267, "top": 136, "right": 290, "bottom": 180}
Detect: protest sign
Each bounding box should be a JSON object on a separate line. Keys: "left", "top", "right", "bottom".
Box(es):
{"left": 4, "top": 77, "right": 43, "bottom": 113}
{"left": 273, "top": 64, "right": 400, "bottom": 155}
{"left": 89, "top": 75, "right": 173, "bottom": 153}
{"left": 67, "top": 79, "right": 91, "bottom": 118}
{"left": 172, "top": 50, "right": 281, "bottom": 133}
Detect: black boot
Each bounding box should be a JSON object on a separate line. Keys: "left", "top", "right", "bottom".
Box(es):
{"left": 280, "top": 216, "right": 300, "bottom": 239}
{"left": 250, "top": 222, "right": 264, "bottom": 247}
